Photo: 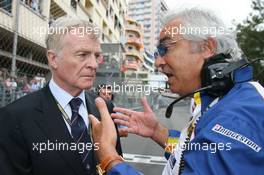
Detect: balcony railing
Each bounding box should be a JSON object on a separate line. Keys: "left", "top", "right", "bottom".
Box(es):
{"left": 0, "top": 0, "right": 12, "bottom": 14}
{"left": 125, "top": 25, "right": 141, "bottom": 36}
{"left": 126, "top": 37, "right": 143, "bottom": 49}
{"left": 125, "top": 51, "right": 143, "bottom": 61}
{"left": 124, "top": 60, "right": 140, "bottom": 71}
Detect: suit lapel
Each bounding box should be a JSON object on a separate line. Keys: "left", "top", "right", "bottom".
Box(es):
{"left": 85, "top": 92, "right": 100, "bottom": 119}
{"left": 33, "top": 86, "right": 87, "bottom": 175}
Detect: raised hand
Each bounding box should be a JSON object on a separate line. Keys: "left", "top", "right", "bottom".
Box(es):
{"left": 89, "top": 97, "right": 118, "bottom": 162}
{"left": 112, "top": 97, "right": 168, "bottom": 147}
{"left": 111, "top": 96, "right": 159, "bottom": 138}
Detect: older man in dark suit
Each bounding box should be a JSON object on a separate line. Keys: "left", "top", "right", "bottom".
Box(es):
{"left": 0, "top": 16, "right": 122, "bottom": 175}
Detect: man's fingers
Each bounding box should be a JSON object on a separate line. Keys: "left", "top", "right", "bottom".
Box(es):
{"left": 95, "top": 97, "right": 111, "bottom": 122}
{"left": 118, "top": 128, "right": 129, "bottom": 135}
{"left": 89, "top": 114, "right": 99, "bottom": 127}
{"left": 118, "top": 128, "right": 128, "bottom": 133}
{"left": 113, "top": 107, "right": 133, "bottom": 116}
{"left": 115, "top": 123, "right": 137, "bottom": 135}
{"left": 113, "top": 119, "right": 129, "bottom": 127}
{"left": 141, "top": 96, "right": 152, "bottom": 112}
{"left": 111, "top": 113, "right": 130, "bottom": 121}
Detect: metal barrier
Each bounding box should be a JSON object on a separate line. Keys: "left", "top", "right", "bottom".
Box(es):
{"left": 0, "top": 86, "right": 28, "bottom": 107}
{"left": 0, "top": 80, "right": 189, "bottom": 110}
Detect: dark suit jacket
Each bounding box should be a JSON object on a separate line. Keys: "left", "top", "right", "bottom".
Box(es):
{"left": 0, "top": 85, "right": 122, "bottom": 175}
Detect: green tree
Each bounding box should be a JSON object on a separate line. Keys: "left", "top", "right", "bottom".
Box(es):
{"left": 236, "top": 0, "right": 264, "bottom": 85}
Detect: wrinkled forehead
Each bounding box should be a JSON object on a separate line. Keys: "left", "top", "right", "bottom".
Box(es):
{"left": 159, "top": 19, "right": 183, "bottom": 42}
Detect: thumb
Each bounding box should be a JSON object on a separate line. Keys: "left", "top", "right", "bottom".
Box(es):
{"left": 141, "top": 96, "right": 152, "bottom": 112}
{"left": 89, "top": 114, "right": 100, "bottom": 127}
{"left": 95, "top": 97, "right": 111, "bottom": 122}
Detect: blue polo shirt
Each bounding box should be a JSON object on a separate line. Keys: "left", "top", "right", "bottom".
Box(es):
{"left": 108, "top": 66, "right": 264, "bottom": 175}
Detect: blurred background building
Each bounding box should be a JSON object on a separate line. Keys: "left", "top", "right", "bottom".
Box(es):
{"left": 0, "top": 0, "right": 127, "bottom": 77}
{"left": 0, "top": 0, "right": 167, "bottom": 108}
{"left": 127, "top": 0, "right": 168, "bottom": 53}
{"left": 0, "top": 0, "right": 128, "bottom": 106}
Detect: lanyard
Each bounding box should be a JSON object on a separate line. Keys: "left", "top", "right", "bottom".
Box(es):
{"left": 55, "top": 101, "right": 93, "bottom": 143}
{"left": 178, "top": 97, "right": 219, "bottom": 175}
{"left": 56, "top": 102, "right": 72, "bottom": 126}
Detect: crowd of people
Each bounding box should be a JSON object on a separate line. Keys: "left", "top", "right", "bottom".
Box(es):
{"left": 0, "top": 68, "right": 46, "bottom": 106}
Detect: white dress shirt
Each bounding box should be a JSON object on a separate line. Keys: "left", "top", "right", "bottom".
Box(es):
{"left": 49, "top": 78, "right": 89, "bottom": 135}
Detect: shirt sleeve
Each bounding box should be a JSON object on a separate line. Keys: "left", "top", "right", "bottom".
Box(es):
{"left": 107, "top": 162, "right": 141, "bottom": 175}
{"left": 164, "top": 129, "right": 181, "bottom": 160}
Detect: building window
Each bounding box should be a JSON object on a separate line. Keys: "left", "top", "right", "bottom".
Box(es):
{"left": 138, "top": 74, "right": 147, "bottom": 79}
{"left": 144, "top": 24, "right": 151, "bottom": 28}
{"left": 110, "top": 7, "right": 113, "bottom": 15}
{"left": 0, "top": 0, "right": 12, "bottom": 13}
{"left": 71, "top": 0, "right": 77, "bottom": 10}
{"left": 20, "top": 0, "right": 44, "bottom": 14}
{"left": 114, "top": 15, "right": 118, "bottom": 29}
{"left": 127, "top": 57, "right": 135, "bottom": 61}
{"left": 128, "top": 46, "right": 133, "bottom": 50}
{"left": 102, "top": 33, "right": 105, "bottom": 41}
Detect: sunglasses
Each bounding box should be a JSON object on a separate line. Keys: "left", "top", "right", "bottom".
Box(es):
{"left": 154, "top": 38, "right": 183, "bottom": 59}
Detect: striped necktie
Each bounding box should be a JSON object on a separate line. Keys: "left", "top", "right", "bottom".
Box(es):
{"left": 69, "top": 97, "right": 95, "bottom": 174}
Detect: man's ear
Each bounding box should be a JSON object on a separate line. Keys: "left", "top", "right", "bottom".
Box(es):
{"left": 201, "top": 37, "right": 217, "bottom": 59}
{"left": 46, "top": 50, "right": 58, "bottom": 69}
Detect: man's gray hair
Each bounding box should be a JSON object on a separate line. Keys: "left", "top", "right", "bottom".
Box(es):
{"left": 164, "top": 8, "right": 243, "bottom": 61}
{"left": 45, "top": 16, "right": 100, "bottom": 53}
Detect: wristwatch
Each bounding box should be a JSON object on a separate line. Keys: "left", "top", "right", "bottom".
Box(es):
{"left": 96, "top": 155, "right": 124, "bottom": 175}
{"left": 96, "top": 164, "right": 105, "bottom": 175}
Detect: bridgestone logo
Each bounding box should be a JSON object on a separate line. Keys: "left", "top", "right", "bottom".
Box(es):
{"left": 212, "top": 124, "right": 262, "bottom": 152}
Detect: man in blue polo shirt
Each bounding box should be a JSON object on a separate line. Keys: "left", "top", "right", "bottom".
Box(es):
{"left": 89, "top": 8, "right": 264, "bottom": 175}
